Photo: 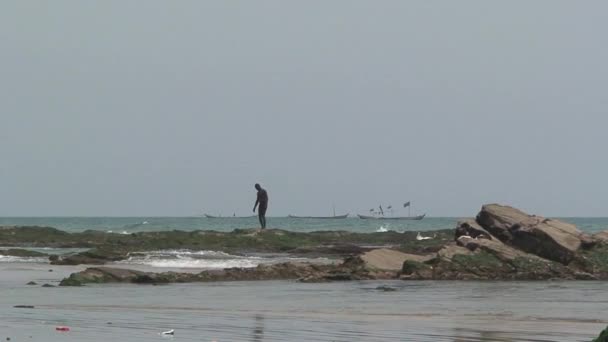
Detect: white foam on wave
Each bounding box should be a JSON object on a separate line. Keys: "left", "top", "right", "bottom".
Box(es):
{"left": 141, "top": 250, "right": 244, "bottom": 258}
{"left": 119, "top": 249, "right": 263, "bottom": 269}
{"left": 117, "top": 249, "right": 332, "bottom": 269}
{"left": 135, "top": 258, "right": 261, "bottom": 269}
{"left": 0, "top": 255, "right": 48, "bottom": 263}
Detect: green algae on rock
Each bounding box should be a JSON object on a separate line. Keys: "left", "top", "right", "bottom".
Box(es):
{"left": 593, "top": 326, "right": 608, "bottom": 342}
{"left": 0, "top": 249, "right": 47, "bottom": 257}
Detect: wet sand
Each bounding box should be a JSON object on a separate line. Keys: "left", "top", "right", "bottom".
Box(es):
{"left": 1, "top": 262, "right": 606, "bottom": 341}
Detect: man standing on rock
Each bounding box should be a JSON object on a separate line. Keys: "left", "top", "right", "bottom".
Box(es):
{"left": 253, "top": 183, "right": 268, "bottom": 229}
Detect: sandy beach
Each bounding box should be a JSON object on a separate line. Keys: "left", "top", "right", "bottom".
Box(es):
{"left": 1, "top": 261, "right": 606, "bottom": 342}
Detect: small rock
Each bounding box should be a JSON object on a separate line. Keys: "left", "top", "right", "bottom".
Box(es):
{"left": 42, "top": 283, "right": 55, "bottom": 288}
{"left": 161, "top": 329, "right": 175, "bottom": 335}
{"left": 13, "top": 305, "right": 35, "bottom": 309}
{"left": 26, "top": 281, "right": 38, "bottom": 285}
{"left": 375, "top": 285, "right": 397, "bottom": 292}
{"left": 48, "top": 269, "right": 53, "bottom": 272}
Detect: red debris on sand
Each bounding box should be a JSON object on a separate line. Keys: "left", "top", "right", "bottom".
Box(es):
{"left": 55, "top": 326, "right": 70, "bottom": 332}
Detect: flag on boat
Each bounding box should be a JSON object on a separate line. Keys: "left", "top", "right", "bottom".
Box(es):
{"left": 403, "top": 202, "right": 411, "bottom": 208}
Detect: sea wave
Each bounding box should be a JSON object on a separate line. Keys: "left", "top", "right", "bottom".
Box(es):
{"left": 117, "top": 249, "right": 331, "bottom": 269}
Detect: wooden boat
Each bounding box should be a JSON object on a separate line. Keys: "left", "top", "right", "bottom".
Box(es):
{"left": 357, "top": 214, "right": 426, "bottom": 220}
{"left": 288, "top": 214, "right": 349, "bottom": 219}
{"left": 204, "top": 214, "right": 256, "bottom": 218}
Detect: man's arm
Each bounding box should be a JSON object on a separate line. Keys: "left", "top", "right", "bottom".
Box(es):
{"left": 253, "top": 197, "right": 259, "bottom": 212}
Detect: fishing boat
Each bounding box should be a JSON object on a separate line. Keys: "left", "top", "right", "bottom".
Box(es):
{"left": 287, "top": 214, "right": 349, "bottom": 219}
{"left": 357, "top": 201, "right": 425, "bottom": 220}
{"left": 203, "top": 214, "right": 256, "bottom": 218}
{"left": 357, "top": 214, "right": 425, "bottom": 220}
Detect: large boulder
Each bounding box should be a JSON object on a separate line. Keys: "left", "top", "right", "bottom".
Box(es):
{"left": 476, "top": 204, "right": 530, "bottom": 242}
{"left": 359, "top": 248, "right": 433, "bottom": 271}
{"left": 476, "top": 204, "right": 584, "bottom": 264}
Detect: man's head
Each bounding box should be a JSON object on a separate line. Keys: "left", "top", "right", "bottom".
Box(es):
{"left": 255, "top": 183, "right": 261, "bottom": 190}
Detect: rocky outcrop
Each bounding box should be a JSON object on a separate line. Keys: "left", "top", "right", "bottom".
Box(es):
{"left": 60, "top": 260, "right": 394, "bottom": 286}
{"left": 1, "top": 226, "right": 454, "bottom": 265}
{"left": 476, "top": 204, "right": 585, "bottom": 264}
{"left": 11, "top": 203, "right": 608, "bottom": 284}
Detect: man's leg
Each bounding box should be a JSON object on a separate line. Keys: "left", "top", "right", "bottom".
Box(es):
{"left": 258, "top": 211, "right": 264, "bottom": 228}
{"left": 259, "top": 206, "right": 267, "bottom": 229}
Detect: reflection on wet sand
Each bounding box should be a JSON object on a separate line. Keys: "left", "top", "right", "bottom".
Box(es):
{"left": 451, "top": 329, "right": 514, "bottom": 342}
{"left": 251, "top": 314, "right": 264, "bottom": 342}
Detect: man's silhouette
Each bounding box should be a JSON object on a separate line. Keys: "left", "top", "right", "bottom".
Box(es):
{"left": 253, "top": 183, "right": 268, "bottom": 229}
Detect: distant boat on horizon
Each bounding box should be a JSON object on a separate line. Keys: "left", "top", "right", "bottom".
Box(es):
{"left": 358, "top": 201, "right": 425, "bottom": 220}
{"left": 357, "top": 214, "right": 426, "bottom": 220}
{"left": 203, "top": 214, "right": 256, "bottom": 219}
{"left": 287, "top": 214, "right": 349, "bottom": 219}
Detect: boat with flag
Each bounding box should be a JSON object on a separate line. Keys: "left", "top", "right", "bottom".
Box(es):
{"left": 357, "top": 201, "right": 425, "bottom": 220}
{"left": 287, "top": 214, "right": 349, "bottom": 219}
{"left": 203, "top": 214, "right": 256, "bottom": 218}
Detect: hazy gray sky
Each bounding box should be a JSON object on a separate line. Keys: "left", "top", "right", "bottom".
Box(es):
{"left": 1, "top": 1, "right": 607, "bottom": 217}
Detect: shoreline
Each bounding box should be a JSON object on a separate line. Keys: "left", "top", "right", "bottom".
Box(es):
{"left": 2, "top": 204, "right": 608, "bottom": 286}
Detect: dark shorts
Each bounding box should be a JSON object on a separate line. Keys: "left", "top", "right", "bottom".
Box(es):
{"left": 258, "top": 205, "right": 267, "bottom": 216}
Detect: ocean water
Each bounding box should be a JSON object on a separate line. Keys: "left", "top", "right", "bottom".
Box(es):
{"left": 0, "top": 262, "right": 606, "bottom": 342}
{"left": 0, "top": 217, "right": 606, "bottom": 234}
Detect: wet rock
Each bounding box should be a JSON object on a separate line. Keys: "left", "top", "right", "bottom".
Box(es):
{"left": 50, "top": 248, "right": 129, "bottom": 265}
{"left": 13, "top": 305, "right": 35, "bottom": 309}
{"left": 455, "top": 219, "right": 492, "bottom": 240}
{"left": 436, "top": 244, "right": 473, "bottom": 261}
{"left": 456, "top": 236, "right": 533, "bottom": 262}
{"left": 1, "top": 226, "right": 452, "bottom": 262}
{"left": 26, "top": 281, "right": 37, "bottom": 285}
{"left": 359, "top": 248, "right": 433, "bottom": 271}
{"left": 476, "top": 204, "right": 585, "bottom": 264}
{"left": 0, "top": 249, "right": 47, "bottom": 257}
{"left": 59, "top": 259, "right": 398, "bottom": 286}
{"left": 375, "top": 285, "right": 397, "bottom": 292}
{"left": 61, "top": 267, "right": 147, "bottom": 286}
{"left": 41, "top": 284, "right": 55, "bottom": 287}
{"left": 593, "top": 231, "right": 608, "bottom": 244}
{"left": 401, "top": 260, "right": 427, "bottom": 274}
{"left": 572, "top": 271, "right": 597, "bottom": 280}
